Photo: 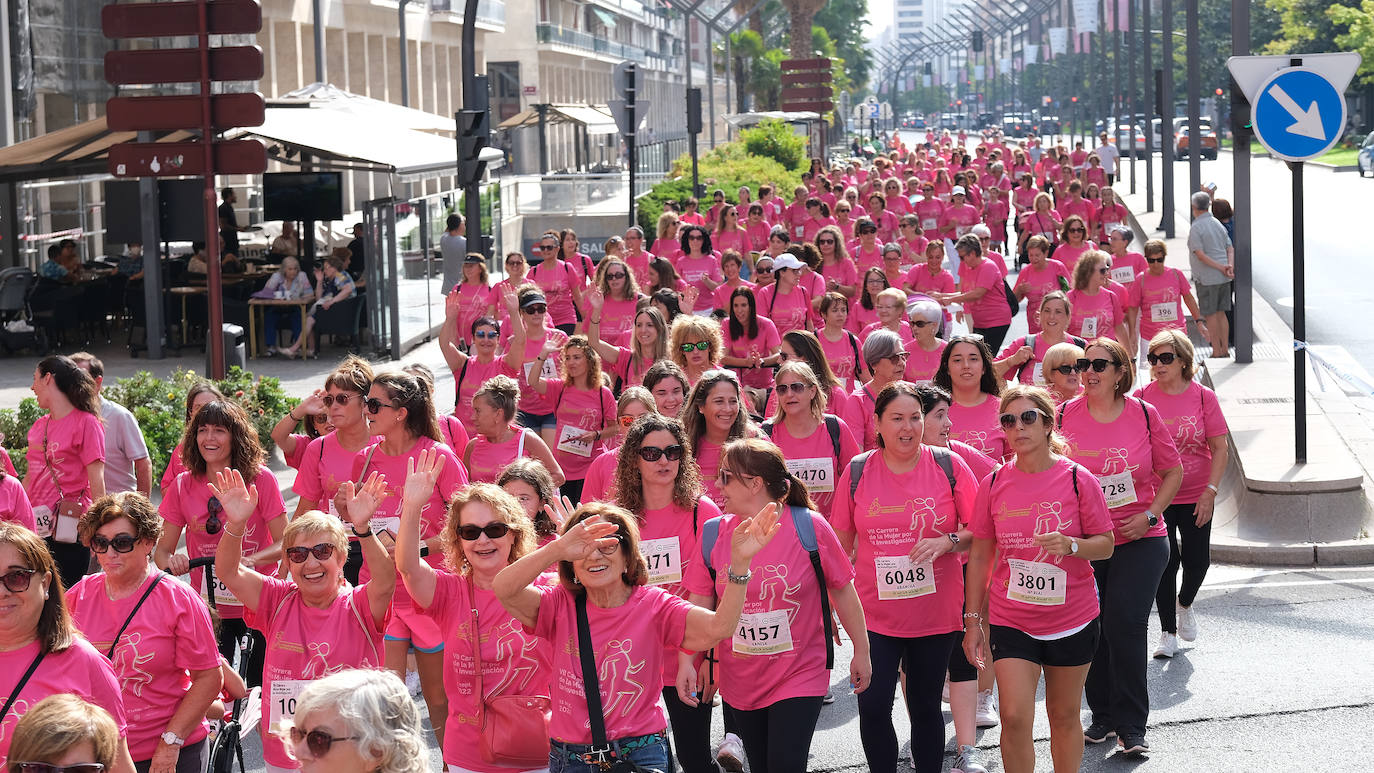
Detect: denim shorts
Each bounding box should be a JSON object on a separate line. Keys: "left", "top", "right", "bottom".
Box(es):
{"left": 517, "top": 410, "right": 559, "bottom": 432}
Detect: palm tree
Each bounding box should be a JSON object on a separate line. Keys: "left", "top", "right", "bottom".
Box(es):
{"left": 780, "top": 0, "right": 825, "bottom": 59}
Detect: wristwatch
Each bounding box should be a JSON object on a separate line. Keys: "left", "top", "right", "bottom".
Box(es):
{"left": 946, "top": 533, "right": 960, "bottom": 546}
{"left": 160, "top": 731, "right": 185, "bottom": 747}
{"left": 1145, "top": 511, "right": 1160, "bottom": 527}
{"left": 726, "top": 568, "right": 752, "bottom": 585}
{"left": 1069, "top": 537, "right": 1079, "bottom": 555}
{"left": 352, "top": 525, "right": 373, "bottom": 538}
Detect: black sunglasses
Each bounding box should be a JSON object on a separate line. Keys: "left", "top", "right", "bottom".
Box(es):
{"left": 521, "top": 305, "right": 548, "bottom": 315}
{"left": 289, "top": 726, "right": 360, "bottom": 758}
{"left": 16, "top": 765, "right": 105, "bottom": 773}
{"left": 755, "top": 266, "right": 774, "bottom": 274}
{"left": 321, "top": 392, "right": 358, "bottom": 407}
{"left": 999, "top": 409, "right": 1047, "bottom": 429}
{"left": 90, "top": 533, "right": 138, "bottom": 554}
{"left": 458, "top": 523, "right": 512, "bottom": 541}
{"left": 605, "top": 272, "right": 627, "bottom": 280}
{"left": 205, "top": 496, "right": 223, "bottom": 535}
{"left": 1146, "top": 256, "right": 1166, "bottom": 264}
{"left": 364, "top": 397, "right": 402, "bottom": 415}
{"left": 1069, "top": 227, "right": 1087, "bottom": 233}
{"left": 1081, "top": 358, "right": 1120, "bottom": 373}
{"left": 540, "top": 244, "right": 557, "bottom": 251}
{"left": 1147, "top": 352, "right": 1178, "bottom": 366}
{"left": 1050, "top": 363, "right": 1087, "bottom": 376}
{"left": 285, "top": 543, "right": 337, "bottom": 563}
{"left": 775, "top": 382, "right": 812, "bottom": 395}
{"left": 0, "top": 568, "right": 37, "bottom": 593}
{"left": 638, "top": 444, "right": 684, "bottom": 462}
{"left": 816, "top": 238, "right": 835, "bottom": 245}
{"left": 680, "top": 341, "right": 711, "bottom": 352}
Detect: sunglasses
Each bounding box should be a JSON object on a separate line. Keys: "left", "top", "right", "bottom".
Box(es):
{"left": 886, "top": 351, "right": 910, "bottom": 364}
{"left": 1147, "top": 352, "right": 1178, "bottom": 366}
{"left": 688, "top": 235, "right": 705, "bottom": 241}
{"left": 458, "top": 523, "right": 512, "bottom": 541}
{"left": 816, "top": 239, "right": 835, "bottom": 245}
{"left": 590, "top": 533, "right": 625, "bottom": 556}
{"left": 540, "top": 245, "right": 557, "bottom": 251}
{"left": 321, "top": 392, "right": 358, "bottom": 407}
{"left": 913, "top": 319, "right": 935, "bottom": 328}
{"left": 775, "top": 382, "right": 812, "bottom": 395}
{"left": 680, "top": 341, "right": 711, "bottom": 352}
{"left": 363, "top": 397, "right": 402, "bottom": 415}
{"left": 1069, "top": 227, "right": 1087, "bottom": 233}
{"left": 605, "top": 272, "right": 627, "bottom": 280}
{"left": 638, "top": 444, "right": 684, "bottom": 462}
{"left": 285, "top": 543, "right": 337, "bottom": 563}
{"left": 1096, "top": 266, "right": 1110, "bottom": 275}
{"left": 473, "top": 330, "right": 501, "bottom": 340}
{"left": 506, "top": 257, "right": 526, "bottom": 264}
{"left": 0, "top": 568, "right": 37, "bottom": 593}
{"left": 1050, "top": 362, "right": 1088, "bottom": 376}
{"left": 289, "top": 727, "right": 359, "bottom": 758}
{"left": 90, "top": 533, "right": 138, "bottom": 554}
{"left": 205, "top": 496, "right": 223, "bottom": 535}
{"left": 1080, "top": 358, "right": 1120, "bottom": 373}
{"left": 521, "top": 304, "right": 548, "bottom": 315}
{"left": 1146, "top": 256, "right": 1166, "bottom": 264}
{"left": 755, "top": 267, "right": 774, "bottom": 274}
{"left": 15, "top": 765, "right": 105, "bottom": 773}
{"left": 858, "top": 229, "right": 878, "bottom": 235}
{"left": 999, "top": 409, "right": 1048, "bottom": 429}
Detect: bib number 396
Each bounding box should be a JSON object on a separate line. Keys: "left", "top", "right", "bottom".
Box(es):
{"left": 874, "top": 555, "right": 935, "bottom": 600}
{"left": 733, "top": 610, "right": 794, "bottom": 656}
{"left": 1006, "top": 559, "right": 1067, "bottom": 605}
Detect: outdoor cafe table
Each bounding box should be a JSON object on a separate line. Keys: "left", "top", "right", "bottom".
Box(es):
{"left": 247, "top": 295, "right": 316, "bottom": 358}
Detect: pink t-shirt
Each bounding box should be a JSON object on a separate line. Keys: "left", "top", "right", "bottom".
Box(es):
{"left": 465, "top": 427, "right": 534, "bottom": 484}
{"left": 1013, "top": 259, "right": 1071, "bottom": 334}
{"left": 724, "top": 316, "right": 781, "bottom": 390}
{"left": 744, "top": 222, "right": 772, "bottom": 252}
{"left": 712, "top": 279, "right": 757, "bottom": 313}
{"left": 850, "top": 243, "right": 884, "bottom": 272}
{"left": 904, "top": 339, "right": 948, "bottom": 383}
{"left": 1131, "top": 268, "right": 1193, "bottom": 342}
{"left": 69, "top": 570, "right": 221, "bottom": 761}
{"left": 755, "top": 283, "right": 811, "bottom": 336}
{"left": 802, "top": 216, "right": 835, "bottom": 243}
{"left": 649, "top": 238, "right": 678, "bottom": 259}
{"left": 913, "top": 198, "right": 945, "bottom": 233}
{"left": 1054, "top": 241, "right": 1096, "bottom": 268}
{"left": 511, "top": 328, "right": 569, "bottom": 416}
{"left": 948, "top": 394, "right": 1009, "bottom": 460}
{"left": 1107, "top": 278, "right": 1137, "bottom": 312}
{"left": 958, "top": 258, "right": 1013, "bottom": 328}
{"left": 1096, "top": 203, "right": 1130, "bottom": 240}
{"left": 832, "top": 447, "right": 977, "bottom": 637}
{"left": 1067, "top": 288, "right": 1123, "bottom": 340}
{"left": 998, "top": 334, "right": 1082, "bottom": 386}
{"left": 282, "top": 433, "right": 311, "bottom": 471}
{"left": 580, "top": 449, "right": 618, "bottom": 503}
{"left": 439, "top": 414, "right": 471, "bottom": 458}
{"left": 625, "top": 251, "right": 655, "bottom": 290}
{"left": 714, "top": 229, "right": 747, "bottom": 257}
{"left": 818, "top": 330, "right": 863, "bottom": 390}
{"left": 846, "top": 299, "right": 880, "bottom": 336}
{"left": 608, "top": 346, "right": 655, "bottom": 390}
{"left": 529, "top": 259, "right": 580, "bottom": 326}
{"left": 948, "top": 439, "right": 996, "bottom": 483}
{"left": 819, "top": 258, "right": 859, "bottom": 291}
{"left": 0, "top": 638, "right": 127, "bottom": 763}
{"left": 245, "top": 577, "right": 386, "bottom": 768}
{"left": 0, "top": 476, "right": 35, "bottom": 531}
{"left": 984, "top": 201, "right": 1011, "bottom": 240}
{"left": 159, "top": 466, "right": 285, "bottom": 619}
{"left": 695, "top": 438, "right": 725, "bottom": 508}
{"left": 970, "top": 457, "right": 1114, "bottom": 636}
{"left": 860, "top": 320, "right": 914, "bottom": 346}
{"left": 1137, "top": 381, "right": 1228, "bottom": 504}
{"left": 636, "top": 497, "right": 720, "bottom": 685}
{"left": 677, "top": 255, "right": 724, "bottom": 313}
{"left": 417, "top": 571, "right": 554, "bottom": 770}
{"left": 843, "top": 384, "right": 881, "bottom": 450}
{"left": 1058, "top": 396, "right": 1182, "bottom": 545}
{"left": 293, "top": 432, "right": 366, "bottom": 511}
{"left": 681, "top": 507, "right": 855, "bottom": 711}
{"left": 455, "top": 282, "right": 494, "bottom": 344}
{"left": 24, "top": 410, "right": 105, "bottom": 511}
{"left": 530, "top": 584, "right": 691, "bottom": 743}
{"left": 943, "top": 203, "right": 982, "bottom": 240}
{"left": 905, "top": 265, "right": 956, "bottom": 297}
{"left": 544, "top": 381, "right": 616, "bottom": 481}
{"left": 599, "top": 297, "right": 639, "bottom": 348}
{"left": 765, "top": 416, "right": 862, "bottom": 520}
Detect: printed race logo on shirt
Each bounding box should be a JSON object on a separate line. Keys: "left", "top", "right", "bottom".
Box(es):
{"left": 488, "top": 619, "right": 545, "bottom": 697}
{"left": 1030, "top": 501, "right": 1073, "bottom": 565}
{"left": 110, "top": 632, "right": 156, "bottom": 697}
{"left": 596, "top": 639, "right": 648, "bottom": 720}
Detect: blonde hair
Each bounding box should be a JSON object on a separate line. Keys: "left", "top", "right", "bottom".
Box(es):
{"left": 669, "top": 315, "right": 723, "bottom": 370}
{"left": 772, "top": 361, "right": 825, "bottom": 422}
{"left": 1148, "top": 329, "right": 1197, "bottom": 380}
{"left": 1072, "top": 250, "right": 1109, "bottom": 291}
{"left": 474, "top": 374, "right": 520, "bottom": 422}
{"left": 282, "top": 510, "right": 348, "bottom": 558}
{"left": 1043, "top": 341, "right": 1086, "bottom": 373}
{"left": 1087, "top": 338, "right": 1135, "bottom": 397}
{"left": 561, "top": 335, "right": 604, "bottom": 390}
{"left": 7, "top": 694, "right": 119, "bottom": 770}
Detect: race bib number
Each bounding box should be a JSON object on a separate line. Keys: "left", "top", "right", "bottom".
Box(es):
{"left": 202, "top": 570, "right": 240, "bottom": 607}
{"left": 683, "top": 269, "right": 705, "bottom": 283}
{"left": 1096, "top": 470, "right": 1138, "bottom": 509}
{"left": 523, "top": 357, "right": 558, "bottom": 382}
{"left": 640, "top": 537, "right": 682, "bottom": 585}
{"left": 955, "top": 224, "right": 973, "bottom": 237}
{"left": 1080, "top": 316, "right": 1099, "bottom": 339}
{"left": 733, "top": 610, "right": 794, "bottom": 656}
{"left": 31, "top": 505, "right": 54, "bottom": 538}
{"left": 794, "top": 225, "right": 806, "bottom": 238}
{"left": 874, "top": 555, "right": 935, "bottom": 600}
{"left": 786, "top": 457, "right": 835, "bottom": 494}
{"left": 1110, "top": 266, "right": 1135, "bottom": 283}
{"left": 556, "top": 424, "right": 594, "bottom": 458}
{"left": 1006, "top": 559, "right": 1067, "bottom": 605}
{"left": 1150, "top": 302, "right": 1179, "bottom": 323}
{"left": 921, "top": 218, "right": 938, "bottom": 231}
{"left": 1032, "top": 361, "right": 1045, "bottom": 386}
{"left": 269, "top": 679, "right": 308, "bottom": 733}
{"left": 369, "top": 516, "right": 401, "bottom": 539}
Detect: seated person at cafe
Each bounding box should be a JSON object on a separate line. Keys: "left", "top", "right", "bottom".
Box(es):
{"left": 187, "top": 241, "right": 243, "bottom": 274}
{"left": 39, "top": 243, "right": 72, "bottom": 281}
{"left": 270, "top": 221, "right": 300, "bottom": 257}
{"left": 275, "top": 253, "right": 355, "bottom": 357}
{"left": 117, "top": 242, "right": 145, "bottom": 279}
{"left": 260, "top": 256, "right": 313, "bottom": 350}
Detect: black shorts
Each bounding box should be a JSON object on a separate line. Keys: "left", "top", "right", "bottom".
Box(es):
{"left": 989, "top": 619, "right": 1099, "bottom": 667}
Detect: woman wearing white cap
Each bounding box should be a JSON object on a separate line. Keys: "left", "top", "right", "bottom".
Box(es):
{"left": 755, "top": 253, "right": 813, "bottom": 336}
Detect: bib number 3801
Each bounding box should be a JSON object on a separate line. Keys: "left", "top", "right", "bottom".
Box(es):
{"left": 874, "top": 555, "right": 935, "bottom": 600}
{"left": 733, "top": 610, "right": 794, "bottom": 656}
{"left": 1006, "top": 559, "right": 1067, "bottom": 606}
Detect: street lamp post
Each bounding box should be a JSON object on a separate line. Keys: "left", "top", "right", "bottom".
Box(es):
{"left": 1159, "top": 0, "right": 1175, "bottom": 238}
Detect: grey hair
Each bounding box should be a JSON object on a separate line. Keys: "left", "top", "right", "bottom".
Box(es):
{"left": 1109, "top": 225, "right": 1134, "bottom": 243}
{"left": 625, "top": 226, "right": 644, "bottom": 238}
{"left": 862, "top": 329, "right": 904, "bottom": 369}
{"left": 907, "top": 299, "right": 942, "bottom": 323}
{"left": 971, "top": 223, "right": 992, "bottom": 238}
{"left": 280, "top": 256, "right": 300, "bottom": 270}
{"left": 293, "top": 669, "right": 427, "bottom": 773}
{"left": 1191, "top": 191, "right": 1212, "bottom": 212}
{"left": 882, "top": 242, "right": 903, "bottom": 256}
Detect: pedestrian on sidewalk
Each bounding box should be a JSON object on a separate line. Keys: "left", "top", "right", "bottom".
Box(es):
{"left": 1186, "top": 192, "right": 1234, "bottom": 358}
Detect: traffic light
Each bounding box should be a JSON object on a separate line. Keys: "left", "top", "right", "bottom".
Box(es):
{"left": 686, "top": 87, "right": 703, "bottom": 135}
{"left": 972, "top": 30, "right": 984, "bottom": 52}
{"left": 456, "top": 108, "right": 489, "bottom": 186}
{"left": 924, "top": 62, "right": 932, "bottom": 76}
{"left": 1071, "top": 96, "right": 1078, "bottom": 103}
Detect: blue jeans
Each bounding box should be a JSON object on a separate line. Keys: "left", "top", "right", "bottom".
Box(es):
{"left": 548, "top": 736, "right": 669, "bottom": 773}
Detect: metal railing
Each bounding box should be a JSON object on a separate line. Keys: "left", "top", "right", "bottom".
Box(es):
{"left": 429, "top": 0, "right": 506, "bottom": 26}
{"left": 500, "top": 173, "right": 665, "bottom": 217}
{"left": 535, "top": 23, "right": 653, "bottom": 64}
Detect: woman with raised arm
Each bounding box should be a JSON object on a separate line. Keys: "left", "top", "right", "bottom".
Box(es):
{"left": 439, "top": 298, "right": 512, "bottom": 431}
{"left": 587, "top": 291, "right": 668, "bottom": 391}
{"left": 502, "top": 285, "right": 570, "bottom": 436}
{"left": 526, "top": 336, "right": 616, "bottom": 505}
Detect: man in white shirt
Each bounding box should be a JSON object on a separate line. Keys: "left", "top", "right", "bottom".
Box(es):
{"left": 1095, "top": 132, "right": 1122, "bottom": 186}
{"left": 70, "top": 352, "right": 152, "bottom": 497}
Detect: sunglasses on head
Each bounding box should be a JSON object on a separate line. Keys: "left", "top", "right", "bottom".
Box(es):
{"left": 0, "top": 567, "right": 37, "bottom": 593}
{"left": 205, "top": 496, "right": 223, "bottom": 535}
{"left": 775, "top": 382, "right": 812, "bottom": 395}
{"left": 90, "top": 533, "right": 138, "bottom": 554}
{"left": 363, "top": 396, "right": 401, "bottom": 415}
{"left": 15, "top": 765, "right": 105, "bottom": 773}
{"left": 1079, "top": 357, "right": 1120, "bottom": 372}
{"left": 285, "top": 543, "right": 337, "bottom": 563}
{"left": 473, "top": 329, "right": 501, "bottom": 340}
{"left": 458, "top": 522, "right": 512, "bottom": 541}
{"left": 521, "top": 304, "right": 548, "bottom": 315}
{"left": 321, "top": 392, "right": 357, "bottom": 407}
{"left": 638, "top": 444, "right": 684, "bottom": 462}
{"left": 999, "top": 409, "right": 1047, "bottom": 429}
{"left": 680, "top": 341, "right": 711, "bottom": 352}
{"left": 1146, "top": 256, "right": 1166, "bottom": 264}
{"left": 1147, "top": 351, "right": 1178, "bottom": 366}
{"left": 289, "top": 726, "right": 359, "bottom": 758}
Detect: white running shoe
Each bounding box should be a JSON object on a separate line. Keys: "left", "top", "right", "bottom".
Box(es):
{"left": 1177, "top": 603, "right": 1198, "bottom": 642}
{"left": 975, "top": 688, "right": 998, "bottom": 728}
{"left": 950, "top": 744, "right": 988, "bottom": 773}
{"left": 716, "top": 732, "right": 745, "bottom": 773}
{"left": 1153, "top": 632, "right": 1178, "bottom": 659}
{"left": 404, "top": 669, "right": 422, "bottom": 695}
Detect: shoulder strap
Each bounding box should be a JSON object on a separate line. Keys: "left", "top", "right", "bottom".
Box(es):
{"left": 359, "top": 444, "right": 380, "bottom": 480}
{"left": 455, "top": 360, "right": 469, "bottom": 408}
{"left": 849, "top": 449, "right": 875, "bottom": 501}
{"left": 846, "top": 331, "right": 861, "bottom": 377}
{"left": 929, "top": 446, "right": 956, "bottom": 496}
{"left": 107, "top": 571, "right": 167, "bottom": 659}
{"left": 516, "top": 427, "right": 527, "bottom": 457}
{"left": 0, "top": 649, "right": 47, "bottom": 724}
{"left": 790, "top": 505, "right": 834, "bottom": 670}
{"left": 823, "top": 415, "right": 841, "bottom": 462}
{"left": 347, "top": 586, "right": 381, "bottom": 665}
{"left": 575, "top": 594, "right": 612, "bottom": 749}
{"left": 700, "top": 516, "right": 722, "bottom": 583}
{"left": 1137, "top": 396, "right": 1151, "bottom": 437}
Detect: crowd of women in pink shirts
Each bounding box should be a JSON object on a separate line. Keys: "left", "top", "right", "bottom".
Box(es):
{"left": 0, "top": 131, "right": 1233, "bottom": 773}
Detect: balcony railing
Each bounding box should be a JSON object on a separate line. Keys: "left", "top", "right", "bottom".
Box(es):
{"left": 535, "top": 23, "right": 651, "bottom": 64}
{"left": 429, "top": 0, "right": 506, "bottom": 27}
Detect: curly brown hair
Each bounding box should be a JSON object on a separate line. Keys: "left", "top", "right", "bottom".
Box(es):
{"left": 180, "top": 399, "right": 265, "bottom": 479}
{"left": 611, "top": 414, "right": 701, "bottom": 514}
{"left": 79, "top": 492, "right": 163, "bottom": 547}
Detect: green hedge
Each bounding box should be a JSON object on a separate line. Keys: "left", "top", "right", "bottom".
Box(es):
{"left": 0, "top": 367, "right": 298, "bottom": 482}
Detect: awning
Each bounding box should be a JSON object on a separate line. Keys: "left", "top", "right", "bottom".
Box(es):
{"left": 723, "top": 110, "right": 822, "bottom": 128}
{"left": 497, "top": 104, "right": 618, "bottom": 136}
{"left": 0, "top": 118, "right": 192, "bottom": 182}
{"left": 590, "top": 7, "right": 618, "bottom": 28}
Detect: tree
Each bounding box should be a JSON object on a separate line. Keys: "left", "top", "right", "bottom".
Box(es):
{"left": 780, "top": 0, "right": 825, "bottom": 59}
{"left": 1264, "top": 0, "right": 1363, "bottom": 56}
{"left": 1329, "top": 1, "right": 1374, "bottom": 86}
{"left": 814, "top": 0, "right": 872, "bottom": 89}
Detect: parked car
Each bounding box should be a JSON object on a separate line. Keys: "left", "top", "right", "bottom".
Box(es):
{"left": 1359, "top": 131, "right": 1374, "bottom": 178}
{"left": 1176, "top": 122, "right": 1218, "bottom": 160}
{"left": 1114, "top": 121, "right": 1148, "bottom": 157}
{"left": 1038, "top": 115, "right": 1061, "bottom": 135}
{"left": 1001, "top": 114, "right": 1032, "bottom": 137}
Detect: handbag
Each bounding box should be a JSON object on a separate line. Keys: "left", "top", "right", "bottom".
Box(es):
{"left": 470, "top": 579, "right": 551, "bottom": 767}
{"left": 575, "top": 594, "right": 661, "bottom": 773}
{"left": 40, "top": 419, "right": 85, "bottom": 544}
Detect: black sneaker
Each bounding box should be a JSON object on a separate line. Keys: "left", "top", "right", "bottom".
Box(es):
{"left": 1084, "top": 723, "right": 1116, "bottom": 744}
{"left": 1118, "top": 734, "right": 1150, "bottom": 755}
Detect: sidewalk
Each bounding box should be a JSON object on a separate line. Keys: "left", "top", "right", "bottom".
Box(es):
{"left": 1113, "top": 168, "right": 1374, "bottom": 566}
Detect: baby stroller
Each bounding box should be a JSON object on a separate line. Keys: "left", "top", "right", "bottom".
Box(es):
{"left": 0, "top": 267, "right": 42, "bottom": 354}
{"left": 187, "top": 557, "right": 261, "bottom": 773}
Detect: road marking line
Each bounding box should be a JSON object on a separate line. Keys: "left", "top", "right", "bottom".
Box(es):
{"left": 1203, "top": 576, "right": 1374, "bottom": 590}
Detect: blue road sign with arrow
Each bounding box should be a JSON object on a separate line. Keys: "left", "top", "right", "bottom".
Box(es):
{"left": 1252, "top": 67, "right": 1346, "bottom": 162}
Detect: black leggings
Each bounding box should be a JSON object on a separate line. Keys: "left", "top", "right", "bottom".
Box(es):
{"left": 723, "top": 695, "right": 824, "bottom": 773}
{"left": 1156, "top": 501, "right": 1212, "bottom": 633}
{"left": 860, "top": 630, "right": 958, "bottom": 773}
{"left": 946, "top": 564, "right": 978, "bottom": 683}
{"left": 1086, "top": 536, "right": 1169, "bottom": 737}
{"left": 219, "top": 617, "right": 267, "bottom": 689}
{"left": 973, "top": 324, "right": 1010, "bottom": 354}
{"left": 661, "top": 687, "right": 714, "bottom": 773}
{"left": 560, "top": 478, "right": 586, "bottom": 507}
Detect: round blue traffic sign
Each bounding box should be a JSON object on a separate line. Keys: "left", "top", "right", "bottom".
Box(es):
{"left": 1252, "top": 67, "right": 1347, "bottom": 162}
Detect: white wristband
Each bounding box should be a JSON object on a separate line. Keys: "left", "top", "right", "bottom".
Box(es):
{"left": 1206, "top": 483, "right": 1219, "bottom": 494}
